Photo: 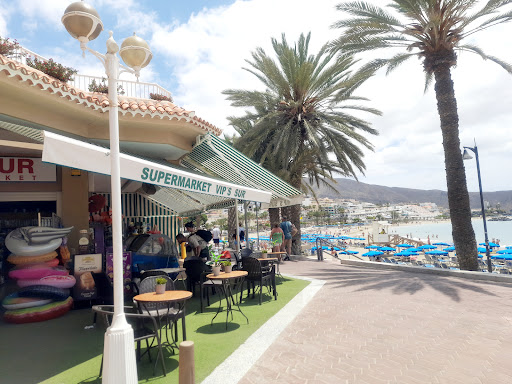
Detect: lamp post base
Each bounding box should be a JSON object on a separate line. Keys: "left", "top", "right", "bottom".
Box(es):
{"left": 102, "top": 322, "right": 137, "bottom": 384}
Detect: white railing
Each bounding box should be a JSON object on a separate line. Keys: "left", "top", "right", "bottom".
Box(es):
{"left": 69, "top": 74, "right": 172, "bottom": 100}
{"left": 5, "top": 45, "right": 172, "bottom": 100}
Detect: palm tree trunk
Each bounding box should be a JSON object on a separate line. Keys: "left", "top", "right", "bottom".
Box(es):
{"left": 268, "top": 208, "right": 280, "bottom": 228}
{"left": 288, "top": 175, "right": 302, "bottom": 256}
{"left": 434, "top": 64, "right": 478, "bottom": 271}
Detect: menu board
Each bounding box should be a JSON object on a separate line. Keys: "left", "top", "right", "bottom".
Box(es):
{"left": 73, "top": 253, "right": 102, "bottom": 301}
{"left": 106, "top": 251, "right": 132, "bottom": 294}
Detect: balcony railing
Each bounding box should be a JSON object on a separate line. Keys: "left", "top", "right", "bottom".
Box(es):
{"left": 5, "top": 45, "right": 172, "bottom": 100}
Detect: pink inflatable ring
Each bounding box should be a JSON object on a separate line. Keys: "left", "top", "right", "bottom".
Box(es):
{"left": 18, "top": 274, "right": 76, "bottom": 289}
{"left": 9, "top": 266, "right": 68, "bottom": 280}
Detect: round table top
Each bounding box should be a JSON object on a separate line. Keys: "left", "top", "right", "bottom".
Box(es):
{"left": 133, "top": 290, "right": 192, "bottom": 303}
{"left": 267, "top": 251, "right": 287, "bottom": 255}
{"left": 206, "top": 270, "right": 248, "bottom": 280}
{"left": 257, "top": 258, "right": 278, "bottom": 262}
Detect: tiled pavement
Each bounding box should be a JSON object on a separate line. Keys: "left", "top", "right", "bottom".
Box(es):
{"left": 238, "top": 258, "right": 512, "bottom": 384}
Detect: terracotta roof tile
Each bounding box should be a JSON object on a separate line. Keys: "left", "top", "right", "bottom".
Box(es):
{"left": 0, "top": 54, "right": 222, "bottom": 136}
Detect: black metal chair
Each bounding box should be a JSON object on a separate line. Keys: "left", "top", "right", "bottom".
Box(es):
{"left": 92, "top": 304, "right": 167, "bottom": 377}
{"left": 183, "top": 259, "right": 221, "bottom": 312}
{"left": 140, "top": 269, "right": 168, "bottom": 282}
{"left": 240, "top": 248, "right": 253, "bottom": 258}
{"left": 241, "top": 257, "right": 276, "bottom": 305}
{"left": 90, "top": 272, "right": 139, "bottom": 325}
{"left": 232, "top": 251, "right": 242, "bottom": 270}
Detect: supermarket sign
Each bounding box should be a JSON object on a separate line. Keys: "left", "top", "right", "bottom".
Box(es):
{"left": 0, "top": 157, "right": 56, "bottom": 182}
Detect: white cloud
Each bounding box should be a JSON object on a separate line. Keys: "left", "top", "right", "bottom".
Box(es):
{"left": 16, "top": 0, "right": 69, "bottom": 28}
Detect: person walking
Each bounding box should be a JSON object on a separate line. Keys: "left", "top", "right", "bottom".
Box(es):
{"left": 212, "top": 225, "right": 221, "bottom": 246}
{"left": 280, "top": 216, "right": 292, "bottom": 260}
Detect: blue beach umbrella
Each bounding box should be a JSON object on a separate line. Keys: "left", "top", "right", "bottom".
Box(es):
{"left": 443, "top": 246, "right": 455, "bottom": 252}
{"left": 418, "top": 244, "right": 437, "bottom": 250}
{"left": 362, "top": 251, "right": 384, "bottom": 257}
{"left": 365, "top": 245, "right": 381, "bottom": 249}
{"left": 379, "top": 246, "right": 396, "bottom": 252}
{"left": 496, "top": 249, "right": 512, "bottom": 254}
{"left": 394, "top": 251, "right": 417, "bottom": 256}
{"left": 396, "top": 244, "right": 414, "bottom": 248}
{"left": 425, "top": 250, "right": 449, "bottom": 256}
{"left": 346, "top": 250, "right": 359, "bottom": 254}
{"left": 491, "top": 254, "right": 512, "bottom": 260}
{"left": 353, "top": 237, "right": 366, "bottom": 241}
{"left": 408, "top": 248, "right": 422, "bottom": 252}
{"left": 432, "top": 242, "right": 450, "bottom": 246}
{"left": 480, "top": 242, "right": 500, "bottom": 248}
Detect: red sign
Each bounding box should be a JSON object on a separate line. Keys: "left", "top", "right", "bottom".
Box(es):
{"left": 0, "top": 157, "right": 56, "bottom": 182}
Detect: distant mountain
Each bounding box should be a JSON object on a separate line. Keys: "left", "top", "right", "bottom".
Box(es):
{"left": 310, "top": 178, "right": 512, "bottom": 211}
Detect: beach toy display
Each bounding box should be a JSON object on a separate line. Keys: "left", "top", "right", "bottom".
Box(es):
{"left": 2, "top": 226, "right": 76, "bottom": 324}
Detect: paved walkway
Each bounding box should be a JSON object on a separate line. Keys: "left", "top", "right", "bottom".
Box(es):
{"left": 239, "top": 258, "right": 512, "bottom": 384}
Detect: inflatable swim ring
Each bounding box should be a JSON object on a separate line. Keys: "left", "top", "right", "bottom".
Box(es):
{"left": 3, "top": 297, "right": 73, "bottom": 324}
{"left": 2, "top": 292, "right": 52, "bottom": 310}
{"left": 5, "top": 228, "right": 63, "bottom": 256}
{"left": 18, "top": 274, "right": 76, "bottom": 289}
{"left": 17, "top": 285, "right": 70, "bottom": 301}
{"left": 22, "top": 226, "right": 74, "bottom": 245}
{"left": 9, "top": 266, "right": 69, "bottom": 280}
{"left": 7, "top": 251, "right": 58, "bottom": 265}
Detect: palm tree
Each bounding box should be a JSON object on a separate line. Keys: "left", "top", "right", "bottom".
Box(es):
{"left": 223, "top": 32, "right": 380, "bottom": 254}
{"left": 332, "top": 1, "right": 512, "bottom": 270}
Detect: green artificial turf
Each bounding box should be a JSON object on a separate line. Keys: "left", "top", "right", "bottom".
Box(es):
{"left": 0, "top": 276, "right": 309, "bottom": 384}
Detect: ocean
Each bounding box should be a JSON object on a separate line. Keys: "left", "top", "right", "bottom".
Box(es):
{"left": 392, "top": 219, "right": 512, "bottom": 246}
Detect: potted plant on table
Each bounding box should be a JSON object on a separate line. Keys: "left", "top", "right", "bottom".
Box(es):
{"left": 261, "top": 249, "right": 268, "bottom": 259}
{"left": 155, "top": 277, "right": 167, "bottom": 294}
{"left": 221, "top": 260, "right": 232, "bottom": 273}
{"left": 206, "top": 245, "right": 222, "bottom": 276}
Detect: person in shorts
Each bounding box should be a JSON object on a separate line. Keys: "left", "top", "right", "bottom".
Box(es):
{"left": 212, "top": 225, "right": 221, "bottom": 246}
{"left": 280, "top": 216, "right": 292, "bottom": 260}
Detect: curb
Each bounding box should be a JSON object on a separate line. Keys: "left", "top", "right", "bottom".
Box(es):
{"left": 339, "top": 258, "right": 512, "bottom": 284}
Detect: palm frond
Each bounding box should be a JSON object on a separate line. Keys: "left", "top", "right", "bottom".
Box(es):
{"left": 459, "top": 44, "right": 512, "bottom": 73}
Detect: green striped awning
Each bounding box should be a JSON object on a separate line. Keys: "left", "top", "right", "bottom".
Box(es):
{"left": 0, "top": 123, "right": 271, "bottom": 215}
{"left": 182, "top": 134, "right": 303, "bottom": 208}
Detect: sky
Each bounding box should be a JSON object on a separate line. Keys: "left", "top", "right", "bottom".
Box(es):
{"left": 1, "top": 0, "right": 511, "bottom": 193}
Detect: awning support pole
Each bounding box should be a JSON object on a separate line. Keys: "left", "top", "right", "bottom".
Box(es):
{"left": 235, "top": 199, "right": 240, "bottom": 249}
{"left": 255, "top": 202, "right": 260, "bottom": 250}
{"left": 244, "top": 201, "right": 249, "bottom": 250}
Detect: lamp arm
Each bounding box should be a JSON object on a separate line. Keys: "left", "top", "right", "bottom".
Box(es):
{"left": 118, "top": 65, "right": 138, "bottom": 78}
{"left": 81, "top": 44, "right": 107, "bottom": 69}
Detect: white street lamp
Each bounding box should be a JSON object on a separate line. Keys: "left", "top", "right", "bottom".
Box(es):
{"left": 62, "top": 2, "right": 152, "bottom": 383}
